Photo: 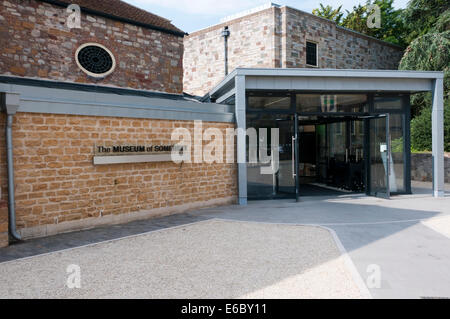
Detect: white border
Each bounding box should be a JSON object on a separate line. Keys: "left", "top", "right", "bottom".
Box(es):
{"left": 75, "top": 43, "right": 117, "bottom": 78}
{"left": 93, "top": 154, "right": 173, "bottom": 165}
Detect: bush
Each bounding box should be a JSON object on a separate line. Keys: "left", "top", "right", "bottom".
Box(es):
{"left": 411, "top": 100, "right": 450, "bottom": 152}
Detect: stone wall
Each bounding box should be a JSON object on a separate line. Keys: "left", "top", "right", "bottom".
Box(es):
{"left": 0, "top": 0, "right": 183, "bottom": 94}
{"left": 0, "top": 112, "right": 237, "bottom": 241}
{"left": 411, "top": 153, "right": 450, "bottom": 183}
{"left": 184, "top": 6, "right": 404, "bottom": 96}
{"left": 335, "top": 27, "right": 403, "bottom": 70}
{"left": 282, "top": 7, "right": 337, "bottom": 68}
{"left": 184, "top": 7, "right": 281, "bottom": 97}
{"left": 0, "top": 112, "right": 7, "bottom": 247}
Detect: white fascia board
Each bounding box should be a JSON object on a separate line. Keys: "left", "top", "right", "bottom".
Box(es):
{"left": 234, "top": 68, "right": 444, "bottom": 79}
{"left": 210, "top": 68, "right": 444, "bottom": 99}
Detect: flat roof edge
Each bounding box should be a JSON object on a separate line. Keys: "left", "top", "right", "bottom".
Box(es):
{"left": 234, "top": 68, "right": 445, "bottom": 79}
{"left": 209, "top": 68, "right": 444, "bottom": 97}
{"left": 0, "top": 75, "right": 189, "bottom": 101}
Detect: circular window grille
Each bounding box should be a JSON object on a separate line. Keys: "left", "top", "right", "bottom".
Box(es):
{"left": 75, "top": 43, "right": 116, "bottom": 78}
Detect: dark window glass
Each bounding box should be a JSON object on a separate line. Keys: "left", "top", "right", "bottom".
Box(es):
{"left": 296, "top": 94, "right": 368, "bottom": 113}
{"left": 374, "top": 96, "right": 403, "bottom": 110}
{"left": 248, "top": 95, "right": 291, "bottom": 110}
{"left": 306, "top": 42, "right": 317, "bottom": 66}
{"left": 389, "top": 114, "right": 405, "bottom": 193}
{"left": 77, "top": 45, "right": 114, "bottom": 75}
{"left": 246, "top": 113, "right": 295, "bottom": 199}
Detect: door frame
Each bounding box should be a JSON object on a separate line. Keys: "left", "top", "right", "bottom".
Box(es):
{"left": 362, "top": 114, "right": 391, "bottom": 199}
{"left": 295, "top": 113, "right": 391, "bottom": 200}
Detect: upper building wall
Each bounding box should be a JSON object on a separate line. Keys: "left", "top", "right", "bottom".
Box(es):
{"left": 184, "top": 7, "right": 282, "bottom": 97}
{"left": 184, "top": 6, "right": 404, "bottom": 96}
{"left": 282, "top": 7, "right": 404, "bottom": 69}
{"left": 0, "top": 0, "right": 184, "bottom": 94}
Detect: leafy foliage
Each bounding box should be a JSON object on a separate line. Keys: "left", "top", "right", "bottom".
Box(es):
{"left": 401, "top": 0, "right": 449, "bottom": 152}
{"left": 312, "top": 0, "right": 407, "bottom": 46}
{"left": 433, "top": 8, "right": 450, "bottom": 33}
{"left": 403, "top": 0, "right": 450, "bottom": 43}
{"left": 399, "top": 31, "right": 450, "bottom": 116}
{"left": 312, "top": 4, "right": 344, "bottom": 24}
{"left": 410, "top": 100, "right": 450, "bottom": 152}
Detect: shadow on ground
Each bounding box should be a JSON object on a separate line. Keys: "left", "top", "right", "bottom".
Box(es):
{"left": 1, "top": 182, "right": 450, "bottom": 298}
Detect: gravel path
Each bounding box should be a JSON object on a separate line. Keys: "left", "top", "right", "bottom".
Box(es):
{"left": 0, "top": 220, "right": 362, "bottom": 299}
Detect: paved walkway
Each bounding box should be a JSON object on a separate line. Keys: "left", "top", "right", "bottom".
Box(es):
{"left": 0, "top": 220, "right": 364, "bottom": 299}
{"left": 1, "top": 182, "right": 450, "bottom": 298}
{"left": 196, "top": 182, "right": 450, "bottom": 299}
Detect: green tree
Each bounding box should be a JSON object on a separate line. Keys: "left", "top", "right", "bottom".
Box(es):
{"left": 312, "top": 4, "right": 344, "bottom": 24}
{"left": 341, "top": 4, "right": 369, "bottom": 34}
{"left": 410, "top": 101, "right": 450, "bottom": 152}
{"left": 399, "top": 31, "right": 450, "bottom": 116}
{"left": 342, "top": 0, "right": 406, "bottom": 46}
{"left": 403, "top": 0, "right": 450, "bottom": 43}
{"left": 312, "top": 0, "right": 407, "bottom": 46}
{"left": 369, "top": 0, "right": 406, "bottom": 46}
{"left": 400, "top": 0, "right": 450, "bottom": 152}
{"left": 433, "top": 8, "right": 450, "bottom": 33}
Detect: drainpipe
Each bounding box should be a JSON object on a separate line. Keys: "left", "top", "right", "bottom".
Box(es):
{"left": 1, "top": 93, "right": 21, "bottom": 241}
{"left": 222, "top": 26, "right": 230, "bottom": 76}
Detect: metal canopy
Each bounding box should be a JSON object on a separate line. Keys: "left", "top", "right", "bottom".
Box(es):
{"left": 0, "top": 78, "right": 234, "bottom": 123}
{"left": 209, "top": 68, "right": 445, "bottom": 204}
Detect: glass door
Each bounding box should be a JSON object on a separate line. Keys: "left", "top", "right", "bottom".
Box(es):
{"left": 246, "top": 113, "right": 297, "bottom": 200}
{"left": 368, "top": 114, "right": 391, "bottom": 199}
{"left": 275, "top": 118, "right": 297, "bottom": 199}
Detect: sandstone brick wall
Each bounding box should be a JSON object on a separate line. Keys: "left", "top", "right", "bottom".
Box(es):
{"left": 0, "top": 112, "right": 8, "bottom": 247}
{"left": 1, "top": 113, "right": 237, "bottom": 240}
{"left": 184, "top": 6, "right": 404, "bottom": 96}
{"left": 282, "top": 7, "right": 337, "bottom": 68}
{"left": 334, "top": 27, "right": 403, "bottom": 70}
{"left": 283, "top": 7, "right": 403, "bottom": 70}
{"left": 0, "top": 0, "right": 183, "bottom": 94}
{"left": 184, "top": 7, "right": 281, "bottom": 97}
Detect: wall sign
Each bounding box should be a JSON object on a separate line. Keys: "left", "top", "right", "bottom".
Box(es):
{"left": 93, "top": 145, "right": 184, "bottom": 165}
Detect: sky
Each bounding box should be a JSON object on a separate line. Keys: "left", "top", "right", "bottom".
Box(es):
{"left": 122, "top": 0, "right": 410, "bottom": 33}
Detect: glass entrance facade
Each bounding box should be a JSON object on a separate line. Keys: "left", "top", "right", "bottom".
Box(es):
{"left": 246, "top": 92, "right": 411, "bottom": 200}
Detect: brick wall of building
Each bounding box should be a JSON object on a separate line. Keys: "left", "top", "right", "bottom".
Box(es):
{"left": 184, "top": 7, "right": 281, "bottom": 97}
{"left": 0, "top": 0, "right": 183, "bottom": 94}
{"left": 0, "top": 112, "right": 7, "bottom": 247}
{"left": 0, "top": 112, "right": 237, "bottom": 240}
{"left": 282, "top": 7, "right": 337, "bottom": 68}
{"left": 282, "top": 7, "right": 403, "bottom": 70}
{"left": 184, "top": 6, "right": 404, "bottom": 96}
{"left": 334, "top": 27, "right": 404, "bottom": 69}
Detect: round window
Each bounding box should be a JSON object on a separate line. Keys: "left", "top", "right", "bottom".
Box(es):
{"left": 75, "top": 43, "right": 116, "bottom": 78}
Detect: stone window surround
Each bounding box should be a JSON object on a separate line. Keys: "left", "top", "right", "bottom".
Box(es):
{"left": 75, "top": 43, "right": 117, "bottom": 79}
